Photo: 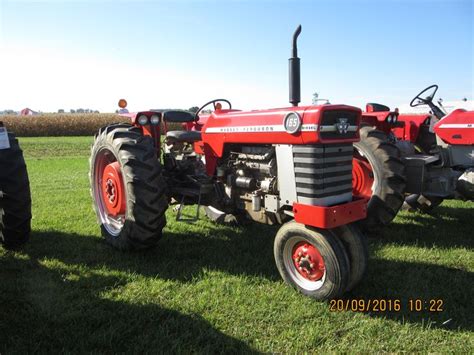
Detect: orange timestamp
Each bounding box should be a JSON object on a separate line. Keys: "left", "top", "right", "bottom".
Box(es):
{"left": 329, "top": 299, "right": 444, "bottom": 313}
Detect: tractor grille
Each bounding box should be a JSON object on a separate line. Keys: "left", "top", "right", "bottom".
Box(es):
{"left": 293, "top": 143, "right": 353, "bottom": 206}
{"left": 319, "top": 110, "right": 358, "bottom": 139}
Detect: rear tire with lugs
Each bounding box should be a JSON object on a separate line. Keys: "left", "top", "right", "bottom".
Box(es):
{"left": 0, "top": 132, "right": 32, "bottom": 248}
{"left": 89, "top": 124, "right": 168, "bottom": 250}
{"left": 353, "top": 126, "right": 405, "bottom": 228}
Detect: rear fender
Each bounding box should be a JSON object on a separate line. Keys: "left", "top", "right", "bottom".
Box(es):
{"left": 361, "top": 111, "right": 398, "bottom": 134}
{"left": 434, "top": 109, "right": 474, "bottom": 145}
{"left": 119, "top": 111, "right": 161, "bottom": 149}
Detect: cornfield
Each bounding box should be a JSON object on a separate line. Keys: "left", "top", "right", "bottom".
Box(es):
{"left": 0, "top": 114, "right": 183, "bottom": 136}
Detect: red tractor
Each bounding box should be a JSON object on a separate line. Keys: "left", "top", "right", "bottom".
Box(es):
{"left": 90, "top": 26, "right": 369, "bottom": 300}
{"left": 0, "top": 122, "right": 32, "bottom": 247}
{"left": 354, "top": 85, "right": 474, "bottom": 214}
{"left": 397, "top": 85, "right": 474, "bottom": 210}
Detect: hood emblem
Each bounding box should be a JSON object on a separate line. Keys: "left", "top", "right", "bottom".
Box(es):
{"left": 335, "top": 118, "right": 349, "bottom": 134}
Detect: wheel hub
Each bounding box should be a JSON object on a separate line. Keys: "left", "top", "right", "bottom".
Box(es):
{"left": 101, "top": 161, "right": 125, "bottom": 216}
{"left": 352, "top": 156, "right": 374, "bottom": 200}
{"left": 292, "top": 242, "right": 325, "bottom": 281}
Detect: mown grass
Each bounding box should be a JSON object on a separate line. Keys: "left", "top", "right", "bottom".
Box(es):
{"left": 1, "top": 136, "right": 473, "bottom": 352}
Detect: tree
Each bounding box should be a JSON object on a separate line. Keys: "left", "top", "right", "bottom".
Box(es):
{"left": 70, "top": 109, "right": 76, "bottom": 114}
{"left": 58, "top": 109, "right": 65, "bottom": 113}
{"left": 188, "top": 106, "right": 199, "bottom": 113}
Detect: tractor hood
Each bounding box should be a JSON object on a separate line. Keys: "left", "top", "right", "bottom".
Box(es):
{"left": 201, "top": 104, "right": 361, "bottom": 157}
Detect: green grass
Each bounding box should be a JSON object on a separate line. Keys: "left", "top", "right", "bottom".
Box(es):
{"left": 1, "top": 136, "right": 473, "bottom": 353}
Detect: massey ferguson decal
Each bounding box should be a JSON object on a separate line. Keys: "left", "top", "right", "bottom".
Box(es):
{"left": 438, "top": 123, "right": 474, "bottom": 129}
{"left": 336, "top": 118, "right": 350, "bottom": 134}
{"left": 205, "top": 123, "right": 318, "bottom": 133}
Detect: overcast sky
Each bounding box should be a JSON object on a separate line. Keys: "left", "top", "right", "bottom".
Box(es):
{"left": 0, "top": 0, "right": 472, "bottom": 113}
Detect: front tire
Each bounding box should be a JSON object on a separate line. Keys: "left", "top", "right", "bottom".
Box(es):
{"left": 353, "top": 126, "right": 405, "bottom": 228}
{"left": 331, "top": 224, "right": 368, "bottom": 292}
{"left": 0, "top": 132, "right": 32, "bottom": 248}
{"left": 274, "top": 221, "right": 350, "bottom": 300}
{"left": 89, "top": 124, "right": 168, "bottom": 250}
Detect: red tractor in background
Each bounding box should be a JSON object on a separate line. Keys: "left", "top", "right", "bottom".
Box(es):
{"left": 90, "top": 26, "right": 370, "bottom": 300}
{"left": 353, "top": 85, "right": 474, "bottom": 214}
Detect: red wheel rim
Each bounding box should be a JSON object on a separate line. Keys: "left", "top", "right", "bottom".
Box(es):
{"left": 101, "top": 161, "right": 126, "bottom": 217}
{"left": 292, "top": 242, "right": 325, "bottom": 281}
{"left": 352, "top": 155, "right": 374, "bottom": 200}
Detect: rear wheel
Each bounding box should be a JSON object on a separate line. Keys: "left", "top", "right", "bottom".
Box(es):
{"left": 0, "top": 132, "right": 31, "bottom": 248}
{"left": 274, "top": 221, "right": 350, "bottom": 300}
{"left": 353, "top": 126, "right": 405, "bottom": 228}
{"left": 89, "top": 124, "right": 168, "bottom": 250}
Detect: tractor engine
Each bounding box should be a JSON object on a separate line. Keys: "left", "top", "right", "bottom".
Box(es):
{"left": 215, "top": 145, "right": 282, "bottom": 224}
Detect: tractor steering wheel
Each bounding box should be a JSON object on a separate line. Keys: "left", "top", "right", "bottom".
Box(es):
{"left": 195, "top": 99, "right": 232, "bottom": 120}
{"left": 410, "top": 84, "right": 439, "bottom": 107}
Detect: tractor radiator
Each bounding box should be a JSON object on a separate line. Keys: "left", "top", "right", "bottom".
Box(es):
{"left": 293, "top": 143, "right": 353, "bottom": 206}
{"left": 319, "top": 110, "right": 358, "bottom": 140}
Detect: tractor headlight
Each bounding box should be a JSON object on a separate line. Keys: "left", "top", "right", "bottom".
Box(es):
{"left": 392, "top": 114, "right": 398, "bottom": 123}
{"left": 150, "top": 114, "right": 160, "bottom": 125}
{"left": 386, "top": 115, "right": 392, "bottom": 123}
{"left": 137, "top": 114, "right": 148, "bottom": 125}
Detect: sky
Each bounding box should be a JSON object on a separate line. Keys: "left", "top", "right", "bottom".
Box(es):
{"left": 0, "top": 0, "right": 472, "bottom": 113}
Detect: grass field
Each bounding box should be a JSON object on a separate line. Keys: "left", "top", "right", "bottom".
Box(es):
{"left": 1, "top": 136, "right": 473, "bottom": 352}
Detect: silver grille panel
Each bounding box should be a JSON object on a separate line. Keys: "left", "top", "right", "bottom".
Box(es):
{"left": 293, "top": 144, "right": 353, "bottom": 206}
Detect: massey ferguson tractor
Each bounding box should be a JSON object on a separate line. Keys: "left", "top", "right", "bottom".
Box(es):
{"left": 355, "top": 85, "right": 474, "bottom": 214}
{"left": 90, "top": 26, "right": 370, "bottom": 300}
{"left": 0, "top": 122, "right": 32, "bottom": 247}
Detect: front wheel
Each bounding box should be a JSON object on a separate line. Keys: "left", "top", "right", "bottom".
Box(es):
{"left": 274, "top": 221, "right": 350, "bottom": 300}
{"left": 89, "top": 124, "right": 168, "bottom": 250}
{"left": 331, "top": 224, "right": 368, "bottom": 292}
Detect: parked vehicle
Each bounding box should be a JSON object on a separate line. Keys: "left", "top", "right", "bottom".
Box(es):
{"left": 396, "top": 85, "right": 474, "bottom": 210}
{"left": 354, "top": 85, "right": 474, "bottom": 213}
{"left": 89, "top": 26, "right": 369, "bottom": 300}
{"left": 0, "top": 122, "right": 32, "bottom": 247}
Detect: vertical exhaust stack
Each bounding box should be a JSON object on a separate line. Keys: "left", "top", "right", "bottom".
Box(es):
{"left": 289, "top": 25, "right": 302, "bottom": 107}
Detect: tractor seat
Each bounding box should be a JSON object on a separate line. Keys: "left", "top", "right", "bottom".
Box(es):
{"left": 166, "top": 130, "right": 202, "bottom": 143}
